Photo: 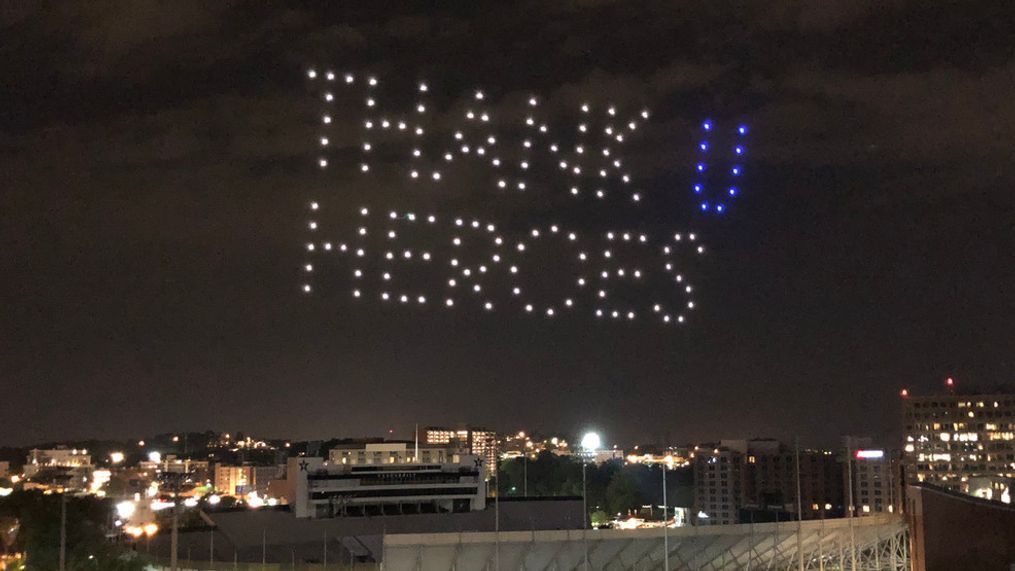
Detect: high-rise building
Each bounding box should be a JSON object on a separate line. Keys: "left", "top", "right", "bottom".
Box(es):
{"left": 902, "top": 390, "right": 1015, "bottom": 500}
{"left": 694, "top": 439, "right": 846, "bottom": 525}
{"left": 842, "top": 436, "right": 900, "bottom": 516}
{"left": 424, "top": 426, "right": 497, "bottom": 473}
{"left": 692, "top": 445, "right": 744, "bottom": 525}
{"left": 214, "top": 464, "right": 280, "bottom": 496}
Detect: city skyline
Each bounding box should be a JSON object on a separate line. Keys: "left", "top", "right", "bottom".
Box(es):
{"left": 4, "top": 3, "right": 1014, "bottom": 448}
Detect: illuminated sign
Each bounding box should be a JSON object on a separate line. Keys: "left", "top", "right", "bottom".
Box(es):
{"left": 855, "top": 449, "right": 885, "bottom": 459}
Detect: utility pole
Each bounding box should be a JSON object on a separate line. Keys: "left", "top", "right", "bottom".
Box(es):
{"left": 494, "top": 445, "right": 500, "bottom": 571}
{"left": 846, "top": 442, "right": 857, "bottom": 571}
{"left": 795, "top": 437, "right": 804, "bottom": 571}
{"left": 58, "top": 493, "right": 66, "bottom": 571}
{"left": 662, "top": 464, "right": 669, "bottom": 571}
{"left": 523, "top": 454, "right": 528, "bottom": 497}
{"left": 171, "top": 506, "right": 179, "bottom": 571}
{"left": 582, "top": 460, "right": 589, "bottom": 571}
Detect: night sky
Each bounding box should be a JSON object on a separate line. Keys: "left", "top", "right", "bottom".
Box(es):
{"left": 3, "top": 2, "right": 1013, "bottom": 447}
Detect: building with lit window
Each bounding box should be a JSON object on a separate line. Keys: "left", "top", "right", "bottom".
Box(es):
{"left": 287, "top": 453, "right": 486, "bottom": 518}
{"left": 694, "top": 439, "right": 847, "bottom": 525}
{"left": 692, "top": 445, "right": 744, "bottom": 525}
{"left": 902, "top": 390, "right": 1015, "bottom": 500}
{"left": 214, "top": 464, "right": 280, "bottom": 497}
{"left": 23, "top": 448, "right": 92, "bottom": 477}
{"left": 424, "top": 426, "right": 497, "bottom": 474}
{"left": 842, "top": 436, "right": 901, "bottom": 516}
{"left": 328, "top": 442, "right": 450, "bottom": 465}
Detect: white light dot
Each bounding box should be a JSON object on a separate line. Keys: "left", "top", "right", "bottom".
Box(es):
{"left": 419, "top": 82, "right": 428, "bottom": 92}
{"left": 344, "top": 74, "right": 354, "bottom": 84}
{"left": 323, "top": 115, "right": 331, "bottom": 124}
{"left": 366, "top": 98, "right": 375, "bottom": 107}
{"left": 581, "top": 103, "right": 590, "bottom": 113}
{"left": 484, "top": 302, "right": 493, "bottom": 311}
{"left": 360, "top": 164, "right": 369, "bottom": 172}
{"left": 525, "top": 304, "right": 533, "bottom": 312}
{"left": 363, "top": 142, "right": 372, "bottom": 151}
{"left": 517, "top": 243, "right": 526, "bottom": 252}
{"left": 410, "top": 170, "right": 419, "bottom": 178}
{"left": 546, "top": 308, "right": 555, "bottom": 317}
{"left": 368, "top": 77, "right": 378, "bottom": 86}
{"left": 446, "top": 298, "right": 454, "bottom": 307}
{"left": 418, "top": 295, "right": 426, "bottom": 304}
{"left": 353, "top": 290, "right": 361, "bottom": 298}
{"left": 324, "top": 93, "right": 333, "bottom": 102}
{"left": 432, "top": 171, "right": 441, "bottom": 180}
{"left": 528, "top": 97, "right": 538, "bottom": 106}
{"left": 321, "top": 137, "right": 329, "bottom": 146}
{"left": 307, "top": 69, "right": 317, "bottom": 79}
{"left": 303, "top": 284, "right": 311, "bottom": 292}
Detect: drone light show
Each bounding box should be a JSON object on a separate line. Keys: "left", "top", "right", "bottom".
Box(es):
{"left": 300, "top": 71, "right": 743, "bottom": 327}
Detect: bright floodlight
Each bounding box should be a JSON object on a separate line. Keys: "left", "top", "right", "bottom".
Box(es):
{"left": 580, "top": 431, "right": 601, "bottom": 451}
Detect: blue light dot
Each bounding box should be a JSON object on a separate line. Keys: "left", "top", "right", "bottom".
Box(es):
{"left": 696, "top": 163, "right": 705, "bottom": 172}
{"left": 699, "top": 142, "right": 708, "bottom": 152}
{"left": 716, "top": 204, "right": 725, "bottom": 213}
{"left": 702, "top": 120, "right": 712, "bottom": 131}
{"left": 731, "top": 166, "right": 740, "bottom": 176}
{"left": 734, "top": 146, "right": 744, "bottom": 155}
{"left": 693, "top": 184, "right": 702, "bottom": 193}
{"left": 728, "top": 187, "right": 737, "bottom": 196}
{"left": 700, "top": 202, "right": 708, "bottom": 211}
{"left": 738, "top": 125, "right": 747, "bottom": 135}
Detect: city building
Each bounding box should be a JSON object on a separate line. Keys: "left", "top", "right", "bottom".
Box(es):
{"left": 692, "top": 444, "right": 744, "bottom": 525}
{"left": 842, "top": 436, "right": 900, "bottom": 516}
{"left": 329, "top": 442, "right": 449, "bottom": 465}
{"left": 424, "top": 426, "right": 497, "bottom": 472}
{"left": 0, "top": 461, "right": 9, "bottom": 478}
{"left": 902, "top": 390, "right": 1015, "bottom": 499}
{"left": 694, "top": 439, "right": 846, "bottom": 525}
{"left": 214, "top": 464, "right": 280, "bottom": 497}
{"left": 286, "top": 452, "right": 487, "bottom": 519}
{"left": 23, "top": 447, "right": 92, "bottom": 477}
